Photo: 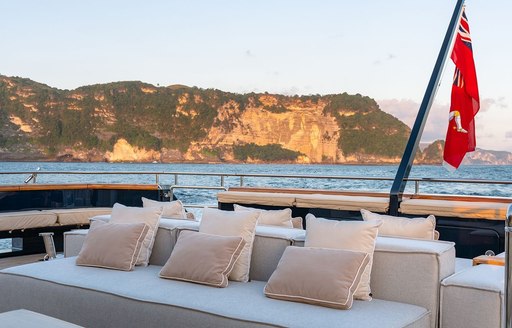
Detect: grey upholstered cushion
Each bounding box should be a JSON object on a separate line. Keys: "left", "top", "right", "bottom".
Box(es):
{"left": 371, "top": 236, "right": 455, "bottom": 328}
{"left": 440, "top": 264, "right": 504, "bottom": 328}
{"left": 0, "top": 258, "right": 429, "bottom": 328}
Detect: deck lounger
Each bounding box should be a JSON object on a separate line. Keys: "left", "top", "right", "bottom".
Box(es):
{"left": 0, "top": 211, "right": 58, "bottom": 231}
{"left": 295, "top": 194, "right": 389, "bottom": 213}
{"left": 45, "top": 208, "right": 113, "bottom": 226}
{"left": 217, "top": 191, "right": 296, "bottom": 207}
{"left": 399, "top": 198, "right": 509, "bottom": 219}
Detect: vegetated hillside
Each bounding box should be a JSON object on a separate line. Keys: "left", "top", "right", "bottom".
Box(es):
{"left": 4, "top": 74, "right": 506, "bottom": 164}
{"left": 415, "top": 140, "right": 512, "bottom": 165}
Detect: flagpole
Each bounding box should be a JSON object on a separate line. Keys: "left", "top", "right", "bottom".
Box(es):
{"left": 506, "top": 204, "right": 512, "bottom": 328}
{"left": 388, "top": 0, "right": 465, "bottom": 215}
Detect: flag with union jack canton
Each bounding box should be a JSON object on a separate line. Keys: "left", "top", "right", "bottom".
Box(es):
{"left": 443, "top": 7, "right": 480, "bottom": 170}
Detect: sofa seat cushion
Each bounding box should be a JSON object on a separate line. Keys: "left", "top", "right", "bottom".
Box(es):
{"left": 440, "top": 264, "right": 504, "bottom": 328}
{"left": 0, "top": 210, "right": 58, "bottom": 231}
{"left": 399, "top": 198, "right": 508, "bottom": 219}
{"left": 295, "top": 194, "right": 389, "bottom": 212}
{"left": 0, "top": 258, "right": 429, "bottom": 328}
{"left": 48, "top": 208, "right": 112, "bottom": 225}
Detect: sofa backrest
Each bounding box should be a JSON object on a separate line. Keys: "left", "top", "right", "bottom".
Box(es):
{"left": 148, "top": 220, "right": 305, "bottom": 282}
{"left": 149, "top": 220, "right": 454, "bottom": 328}
{"left": 371, "top": 236, "right": 455, "bottom": 328}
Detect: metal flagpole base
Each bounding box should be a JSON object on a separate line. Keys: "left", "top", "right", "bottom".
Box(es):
{"left": 505, "top": 204, "right": 512, "bottom": 328}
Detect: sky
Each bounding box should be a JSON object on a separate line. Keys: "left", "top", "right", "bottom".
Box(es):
{"left": 1, "top": 0, "right": 510, "bottom": 152}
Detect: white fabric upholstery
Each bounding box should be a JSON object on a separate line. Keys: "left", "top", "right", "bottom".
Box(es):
{"left": 399, "top": 198, "right": 509, "bottom": 219}
{"left": 0, "top": 309, "right": 81, "bottom": 327}
{"left": 64, "top": 229, "right": 89, "bottom": 258}
{"left": 441, "top": 264, "right": 504, "bottom": 328}
{"left": 295, "top": 194, "right": 389, "bottom": 212}
{"left": 61, "top": 217, "right": 454, "bottom": 328}
{"left": 0, "top": 258, "right": 430, "bottom": 328}
{"left": 0, "top": 210, "right": 58, "bottom": 231}
{"left": 371, "top": 236, "right": 456, "bottom": 328}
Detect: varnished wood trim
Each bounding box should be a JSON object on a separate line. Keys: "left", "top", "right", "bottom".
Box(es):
{"left": 410, "top": 193, "right": 512, "bottom": 203}
{"left": 227, "top": 187, "right": 390, "bottom": 198}
{"left": 19, "top": 184, "right": 90, "bottom": 191}
{"left": 472, "top": 255, "right": 505, "bottom": 266}
{"left": 0, "top": 184, "right": 159, "bottom": 192}
{"left": 0, "top": 186, "right": 21, "bottom": 192}
{"left": 87, "top": 184, "right": 159, "bottom": 190}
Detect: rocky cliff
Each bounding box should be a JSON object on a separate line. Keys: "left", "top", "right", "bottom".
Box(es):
{"left": 0, "top": 75, "right": 510, "bottom": 164}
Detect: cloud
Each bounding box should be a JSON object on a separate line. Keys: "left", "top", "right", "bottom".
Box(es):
{"left": 377, "top": 98, "right": 449, "bottom": 143}
{"left": 480, "top": 97, "right": 508, "bottom": 112}
{"left": 373, "top": 53, "right": 397, "bottom": 66}
{"left": 506, "top": 131, "right": 512, "bottom": 139}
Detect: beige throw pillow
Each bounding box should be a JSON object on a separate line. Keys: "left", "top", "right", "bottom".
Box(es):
{"left": 291, "top": 217, "right": 303, "bottom": 229}
{"left": 265, "top": 246, "right": 370, "bottom": 309}
{"left": 304, "top": 214, "right": 381, "bottom": 301}
{"left": 141, "top": 197, "right": 187, "bottom": 219}
{"left": 159, "top": 231, "right": 245, "bottom": 287}
{"left": 199, "top": 208, "right": 259, "bottom": 282}
{"left": 76, "top": 220, "right": 149, "bottom": 271}
{"left": 110, "top": 203, "right": 162, "bottom": 266}
{"left": 360, "top": 209, "right": 436, "bottom": 240}
{"left": 233, "top": 204, "right": 293, "bottom": 228}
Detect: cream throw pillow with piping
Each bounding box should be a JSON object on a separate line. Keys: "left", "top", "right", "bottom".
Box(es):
{"left": 109, "top": 203, "right": 162, "bottom": 266}
{"left": 304, "top": 214, "right": 381, "bottom": 301}
{"left": 233, "top": 204, "right": 293, "bottom": 228}
{"left": 199, "top": 208, "right": 259, "bottom": 282}
{"left": 264, "top": 246, "right": 370, "bottom": 309}
{"left": 159, "top": 230, "right": 245, "bottom": 287}
{"left": 142, "top": 197, "right": 188, "bottom": 220}
{"left": 76, "top": 220, "right": 150, "bottom": 271}
{"left": 361, "top": 209, "right": 436, "bottom": 240}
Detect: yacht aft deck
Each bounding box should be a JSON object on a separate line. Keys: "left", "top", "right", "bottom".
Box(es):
{"left": 0, "top": 170, "right": 511, "bottom": 259}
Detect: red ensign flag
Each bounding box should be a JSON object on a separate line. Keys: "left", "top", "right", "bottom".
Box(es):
{"left": 443, "top": 7, "right": 480, "bottom": 170}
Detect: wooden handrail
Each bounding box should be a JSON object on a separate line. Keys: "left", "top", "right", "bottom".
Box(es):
{"left": 0, "top": 183, "right": 159, "bottom": 192}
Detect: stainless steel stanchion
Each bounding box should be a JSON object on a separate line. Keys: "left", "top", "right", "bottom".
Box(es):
{"left": 505, "top": 204, "right": 512, "bottom": 328}
{"left": 39, "top": 232, "right": 57, "bottom": 260}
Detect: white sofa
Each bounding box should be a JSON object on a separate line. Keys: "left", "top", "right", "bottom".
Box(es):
{"left": 0, "top": 218, "right": 456, "bottom": 328}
